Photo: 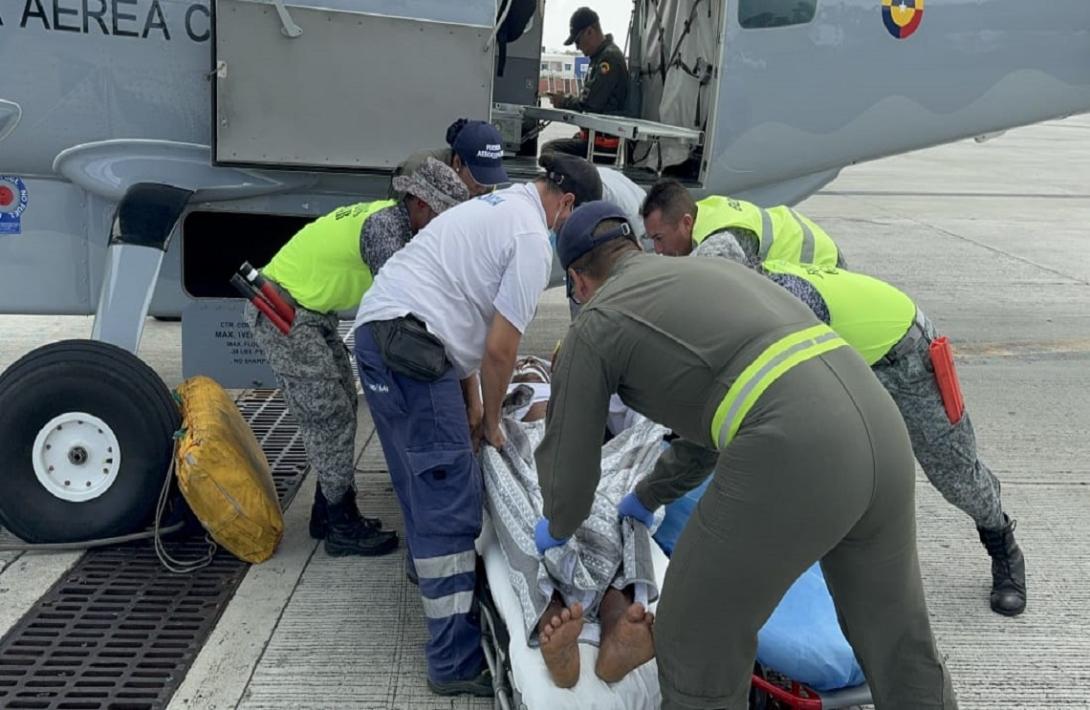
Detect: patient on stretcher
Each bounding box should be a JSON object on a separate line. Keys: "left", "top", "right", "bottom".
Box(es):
{"left": 483, "top": 357, "right": 662, "bottom": 688}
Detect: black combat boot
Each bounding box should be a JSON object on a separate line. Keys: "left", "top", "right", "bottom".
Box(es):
{"left": 428, "top": 668, "right": 494, "bottom": 698}
{"left": 977, "top": 515, "right": 1026, "bottom": 616}
{"left": 309, "top": 486, "right": 381, "bottom": 540}
{"left": 323, "top": 493, "right": 399, "bottom": 557}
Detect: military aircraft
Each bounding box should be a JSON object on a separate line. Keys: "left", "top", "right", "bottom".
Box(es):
{"left": 1, "top": 0, "right": 1088, "bottom": 543}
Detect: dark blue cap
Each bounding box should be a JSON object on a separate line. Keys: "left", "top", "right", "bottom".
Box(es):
{"left": 450, "top": 120, "right": 509, "bottom": 186}
{"left": 565, "top": 7, "right": 599, "bottom": 45}
{"left": 557, "top": 200, "right": 635, "bottom": 271}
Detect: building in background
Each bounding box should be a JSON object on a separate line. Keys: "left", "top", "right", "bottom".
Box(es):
{"left": 539, "top": 51, "right": 589, "bottom": 96}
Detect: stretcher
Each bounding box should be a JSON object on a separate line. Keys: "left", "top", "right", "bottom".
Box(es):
{"left": 477, "top": 510, "right": 665, "bottom": 709}
{"left": 476, "top": 510, "right": 874, "bottom": 710}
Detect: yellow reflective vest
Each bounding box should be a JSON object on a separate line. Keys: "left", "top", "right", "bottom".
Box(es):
{"left": 693, "top": 196, "right": 840, "bottom": 267}
{"left": 760, "top": 260, "right": 917, "bottom": 366}
{"left": 262, "top": 200, "right": 395, "bottom": 314}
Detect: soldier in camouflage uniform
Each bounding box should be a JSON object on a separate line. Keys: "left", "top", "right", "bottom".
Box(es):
{"left": 687, "top": 243, "right": 1027, "bottom": 616}
{"left": 246, "top": 158, "right": 470, "bottom": 557}
{"left": 541, "top": 7, "right": 630, "bottom": 159}
{"left": 642, "top": 178, "right": 849, "bottom": 268}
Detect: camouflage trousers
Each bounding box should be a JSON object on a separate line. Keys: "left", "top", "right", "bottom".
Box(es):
{"left": 244, "top": 302, "right": 358, "bottom": 505}
{"left": 872, "top": 313, "right": 1006, "bottom": 531}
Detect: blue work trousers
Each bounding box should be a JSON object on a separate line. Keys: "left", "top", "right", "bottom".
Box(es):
{"left": 353, "top": 324, "right": 485, "bottom": 684}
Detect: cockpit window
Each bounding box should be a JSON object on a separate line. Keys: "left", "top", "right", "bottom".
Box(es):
{"left": 739, "top": 0, "right": 818, "bottom": 29}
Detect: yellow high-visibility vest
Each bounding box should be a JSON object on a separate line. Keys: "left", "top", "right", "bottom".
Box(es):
{"left": 761, "top": 260, "right": 917, "bottom": 366}
{"left": 693, "top": 196, "right": 840, "bottom": 267}
{"left": 262, "top": 200, "right": 395, "bottom": 313}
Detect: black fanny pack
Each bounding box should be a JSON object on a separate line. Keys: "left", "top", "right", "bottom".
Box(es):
{"left": 370, "top": 315, "right": 451, "bottom": 382}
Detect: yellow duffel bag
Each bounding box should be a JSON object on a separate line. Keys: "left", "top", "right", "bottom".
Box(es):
{"left": 174, "top": 376, "right": 283, "bottom": 563}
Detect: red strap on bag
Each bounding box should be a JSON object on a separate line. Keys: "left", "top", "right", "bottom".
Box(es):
{"left": 929, "top": 337, "right": 965, "bottom": 424}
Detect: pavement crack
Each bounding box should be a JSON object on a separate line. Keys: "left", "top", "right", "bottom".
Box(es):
{"left": 854, "top": 199, "right": 1090, "bottom": 285}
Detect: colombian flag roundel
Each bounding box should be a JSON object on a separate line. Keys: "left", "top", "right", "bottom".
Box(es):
{"left": 882, "top": 0, "right": 924, "bottom": 39}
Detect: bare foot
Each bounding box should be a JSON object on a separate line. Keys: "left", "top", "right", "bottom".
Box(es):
{"left": 539, "top": 602, "right": 584, "bottom": 688}
{"left": 595, "top": 602, "right": 655, "bottom": 683}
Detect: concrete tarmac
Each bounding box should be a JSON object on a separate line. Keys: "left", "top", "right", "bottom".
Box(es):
{"left": 3, "top": 116, "right": 1090, "bottom": 709}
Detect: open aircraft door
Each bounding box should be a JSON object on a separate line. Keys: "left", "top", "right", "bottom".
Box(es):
{"left": 706, "top": 0, "right": 1090, "bottom": 200}
{"left": 211, "top": 0, "right": 498, "bottom": 171}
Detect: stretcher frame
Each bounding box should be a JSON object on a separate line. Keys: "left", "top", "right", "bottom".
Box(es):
{"left": 478, "top": 572, "right": 521, "bottom": 710}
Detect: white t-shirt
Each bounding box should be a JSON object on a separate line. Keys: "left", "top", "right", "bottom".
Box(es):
{"left": 354, "top": 183, "right": 553, "bottom": 378}
{"left": 598, "top": 167, "right": 648, "bottom": 243}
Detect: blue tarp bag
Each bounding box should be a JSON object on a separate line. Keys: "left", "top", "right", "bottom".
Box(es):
{"left": 652, "top": 473, "right": 865, "bottom": 692}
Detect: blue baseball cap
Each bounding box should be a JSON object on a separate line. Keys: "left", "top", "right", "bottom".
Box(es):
{"left": 557, "top": 200, "right": 636, "bottom": 271}
{"left": 450, "top": 120, "right": 509, "bottom": 186}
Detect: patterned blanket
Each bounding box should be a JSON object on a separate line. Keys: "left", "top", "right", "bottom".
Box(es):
{"left": 480, "top": 387, "right": 668, "bottom": 645}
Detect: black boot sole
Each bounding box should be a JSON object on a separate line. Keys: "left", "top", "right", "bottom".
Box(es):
{"left": 313, "top": 516, "right": 382, "bottom": 540}
{"left": 427, "top": 678, "right": 494, "bottom": 698}
{"left": 991, "top": 601, "right": 1026, "bottom": 617}
{"left": 324, "top": 535, "right": 399, "bottom": 557}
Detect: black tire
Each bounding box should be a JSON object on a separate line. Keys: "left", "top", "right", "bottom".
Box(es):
{"left": 0, "top": 340, "right": 180, "bottom": 543}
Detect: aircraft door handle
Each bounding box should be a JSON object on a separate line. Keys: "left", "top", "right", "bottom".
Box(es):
{"left": 270, "top": 0, "right": 303, "bottom": 38}
{"left": 0, "top": 100, "right": 22, "bottom": 144}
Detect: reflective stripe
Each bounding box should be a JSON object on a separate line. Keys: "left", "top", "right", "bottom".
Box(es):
{"left": 711, "top": 325, "right": 847, "bottom": 448}
{"left": 789, "top": 208, "right": 816, "bottom": 263}
{"left": 421, "top": 590, "right": 475, "bottom": 619}
{"left": 757, "top": 208, "right": 774, "bottom": 259}
{"left": 414, "top": 550, "right": 477, "bottom": 580}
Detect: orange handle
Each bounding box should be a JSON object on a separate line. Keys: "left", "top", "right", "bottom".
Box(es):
{"left": 929, "top": 337, "right": 965, "bottom": 424}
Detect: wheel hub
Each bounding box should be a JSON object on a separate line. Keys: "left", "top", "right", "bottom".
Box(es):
{"left": 32, "top": 413, "right": 122, "bottom": 503}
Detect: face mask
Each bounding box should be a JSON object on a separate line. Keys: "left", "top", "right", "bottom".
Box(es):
{"left": 548, "top": 200, "right": 571, "bottom": 248}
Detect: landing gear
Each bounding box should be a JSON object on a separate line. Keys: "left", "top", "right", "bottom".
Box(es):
{"left": 0, "top": 340, "right": 180, "bottom": 543}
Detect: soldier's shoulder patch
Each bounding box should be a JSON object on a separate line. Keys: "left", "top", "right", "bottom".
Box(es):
{"left": 599, "top": 61, "right": 611, "bottom": 75}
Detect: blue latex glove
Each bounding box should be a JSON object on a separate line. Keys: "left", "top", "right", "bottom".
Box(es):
{"left": 618, "top": 492, "right": 656, "bottom": 528}
{"left": 534, "top": 518, "right": 568, "bottom": 555}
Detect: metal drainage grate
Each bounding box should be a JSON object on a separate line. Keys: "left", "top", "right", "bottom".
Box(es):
{"left": 0, "top": 389, "right": 308, "bottom": 710}
{"left": 234, "top": 389, "right": 310, "bottom": 503}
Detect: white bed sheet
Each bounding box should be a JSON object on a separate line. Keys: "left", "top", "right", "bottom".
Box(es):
{"left": 477, "top": 511, "right": 668, "bottom": 710}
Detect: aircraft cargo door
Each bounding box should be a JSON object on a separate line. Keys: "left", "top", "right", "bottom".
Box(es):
{"left": 212, "top": 0, "right": 496, "bottom": 170}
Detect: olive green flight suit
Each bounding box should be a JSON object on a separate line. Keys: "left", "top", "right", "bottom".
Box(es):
{"left": 535, "top": 251, "right": 957, "bottom": 710}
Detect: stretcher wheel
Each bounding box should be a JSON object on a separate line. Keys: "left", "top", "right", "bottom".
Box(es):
{"left": 0, "top": 340, "right": 180, "bottom": 543}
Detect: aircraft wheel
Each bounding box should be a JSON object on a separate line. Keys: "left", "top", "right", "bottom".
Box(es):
{"left": 0, "top": 340, "right": 180, "bottom": 543}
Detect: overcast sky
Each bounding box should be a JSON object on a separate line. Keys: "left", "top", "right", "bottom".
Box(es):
{"left": 541, "top": 0, "right": 635, "bottom": 52}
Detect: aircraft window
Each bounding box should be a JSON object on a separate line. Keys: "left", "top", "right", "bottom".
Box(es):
{"left": 739, "top": 0, "right": 817, "bottom": 28}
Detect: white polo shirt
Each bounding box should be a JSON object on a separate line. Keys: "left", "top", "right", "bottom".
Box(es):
{"left": 354, "top": 183, "right": 553, "bottom": 379}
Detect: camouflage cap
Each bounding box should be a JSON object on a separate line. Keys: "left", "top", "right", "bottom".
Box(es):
{"left": 393, "top": 156, "right": 470, "bottom": 214}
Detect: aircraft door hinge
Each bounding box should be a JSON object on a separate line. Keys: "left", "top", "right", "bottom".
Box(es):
{"left": 208, "top": 61, "right": 228, "bottom": 80}
{"left": 271, "top": 0, "right": 303, "bottom": 38}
